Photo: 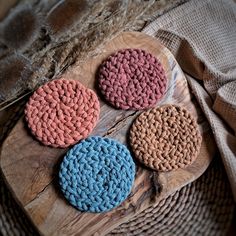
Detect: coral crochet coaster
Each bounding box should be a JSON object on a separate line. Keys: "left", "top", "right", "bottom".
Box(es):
{"left": 59, "top": 136, "right": 135, "bottom": 213}
{"left": 129, "top": 105, "right": 202, "bottom": 171}
{"left": 98, "top": 48, "right": 167, "bottom": 110}
{"left": 25, "top": 79, "right": 100, "bottom": 148}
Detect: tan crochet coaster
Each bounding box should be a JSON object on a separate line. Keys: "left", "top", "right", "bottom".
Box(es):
{"left": 129, "top": 105, "right": 202, "bottom": 171}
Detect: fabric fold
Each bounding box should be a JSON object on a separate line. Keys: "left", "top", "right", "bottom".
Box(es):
{"left": 143, "top": 0, "right": 236, "bottom": 200}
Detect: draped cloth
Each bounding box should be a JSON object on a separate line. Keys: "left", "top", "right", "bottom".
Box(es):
{"left": 143, "top": 0, "right": 236, "bottom": 200}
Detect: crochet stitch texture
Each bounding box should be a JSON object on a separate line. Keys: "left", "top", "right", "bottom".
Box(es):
{"left": 130, "top": 105, "right": 202, "bottom": 171}
{"left": 98, "top": 48, "right": 167, "bottom": 110}
{"left": 59, "top": 136, "right": 135, "bottom": 213}
{"left": 25, "top": 79, "right": 100, "bottom": 148}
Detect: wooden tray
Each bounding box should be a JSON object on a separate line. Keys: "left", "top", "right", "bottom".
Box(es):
{"left": 0, "top": 32, "right": 216, "bottom": 236}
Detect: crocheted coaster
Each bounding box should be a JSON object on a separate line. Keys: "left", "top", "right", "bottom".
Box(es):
{"left": 98, "top": 48, "right": 167, "bottom": 110}
{"left": 59, "top": 136, "right": 135, "bottom": 213}
{"left": 25, "top": 79, "right": 100, "bottom": 148}
{"left": 129, "top": 105, "right": 202, "bottom": 171}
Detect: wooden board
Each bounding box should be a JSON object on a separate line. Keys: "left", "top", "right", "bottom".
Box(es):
{"left": 0, "top": 32, "right": 216, "bottom": 236}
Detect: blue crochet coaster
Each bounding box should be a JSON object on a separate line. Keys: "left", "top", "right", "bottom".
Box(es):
{"left": 59, "top": 136, "right": 135, "bottom": 213}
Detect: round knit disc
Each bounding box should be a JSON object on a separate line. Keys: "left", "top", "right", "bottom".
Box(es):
{"left": 25, "top": 79, "right": 100, "bottom": 148}
{"left": 59, "top": 136, "right": 135, "bottom": 213}
{"left": 129, "top": 105, "right": 202, "bottom": 171}
{"left": 98, "top": 48, "right": 167, "bottom": 110}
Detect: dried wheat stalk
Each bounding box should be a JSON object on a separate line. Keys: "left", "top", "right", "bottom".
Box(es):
{"left": 0, "top": 0, "right": 187, "bottom": 110}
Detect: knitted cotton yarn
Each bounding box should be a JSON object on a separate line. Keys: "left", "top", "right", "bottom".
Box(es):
{"left": 129, "top": 105, "right": 202, "bottom": 171}
{"left": 98, "top": 48, "right": 167, "bottom": 110}
{"left": 25, "top": 79, "right": 100, "bottom": 148}
{"left": 59, "top": 136, "right": 135, "bottom": 213}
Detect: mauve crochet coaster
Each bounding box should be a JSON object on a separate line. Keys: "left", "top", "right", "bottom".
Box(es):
{"left": 25, "top": 79, "right": 100, "bottom": 148}
{"left": 59, "top": 136, "right": 135, "bottom": 213}
{"left": 129, "top": 105, "right": 202, "bottom": 171}
{"left": 98, "top": 48, "right": 167, "bottom": 110}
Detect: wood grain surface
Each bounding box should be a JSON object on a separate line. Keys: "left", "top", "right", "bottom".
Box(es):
{"left": 0, "top": 32, "right": 216, "bottom": 236}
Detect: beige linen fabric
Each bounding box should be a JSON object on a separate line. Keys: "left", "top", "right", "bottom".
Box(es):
{"left": 143, "top": 0, "right": 236, "bottom": 199}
